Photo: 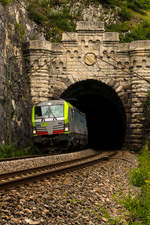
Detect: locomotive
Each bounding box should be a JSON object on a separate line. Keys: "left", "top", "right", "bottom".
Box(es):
{"left": 32, "top": 99, "right": 88, "bottom": 149}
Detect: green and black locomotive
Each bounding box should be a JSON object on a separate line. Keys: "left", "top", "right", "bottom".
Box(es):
{"left": 32, "top": 99, "right": 88, "bottom": 149}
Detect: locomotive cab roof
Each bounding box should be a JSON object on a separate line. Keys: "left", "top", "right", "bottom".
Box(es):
{"left": 35, "top": 99, "right": 65, "bottom": 106}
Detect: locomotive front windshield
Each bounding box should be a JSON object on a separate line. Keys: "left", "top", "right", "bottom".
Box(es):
{"left": 35, "top": 105, "right": 64, "bottom": 119}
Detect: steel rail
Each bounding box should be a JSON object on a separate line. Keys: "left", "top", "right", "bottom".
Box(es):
{"left": 0, "top": 154, "right": 52, "bottom": 162}
{"left": 0, "top": 150, "right": 117, "bottom": 187}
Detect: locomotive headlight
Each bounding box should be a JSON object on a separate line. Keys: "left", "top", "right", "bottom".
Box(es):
{"left": 64, "top": 124, "right": 69, "bottom": 131}
{"left": 65, "top": 127, "right": 69, "bottom": 131}
{"left": 33, "top": 129, "right": 37, "bottom": 134}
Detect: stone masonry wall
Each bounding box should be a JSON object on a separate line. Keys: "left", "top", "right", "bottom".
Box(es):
{"left": 25, "top": 21, "right": 150, "bottom": 149}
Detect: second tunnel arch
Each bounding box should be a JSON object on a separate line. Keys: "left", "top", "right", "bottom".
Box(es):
{"left": 61, "top": 79, "right": 127, "bottom": 150}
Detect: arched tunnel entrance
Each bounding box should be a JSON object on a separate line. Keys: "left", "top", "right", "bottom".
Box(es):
{"left": 61, "top": 79, "right": 126, "bottom": 150}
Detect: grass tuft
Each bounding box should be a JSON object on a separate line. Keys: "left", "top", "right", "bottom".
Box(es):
{"left": 121, "top": 143, "right": 150, "bottom": 224}
{"left": 0, "top": 144, "right": 40, "bottom": 158}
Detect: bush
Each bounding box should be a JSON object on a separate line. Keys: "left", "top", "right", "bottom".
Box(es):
{"left": 121, "top": 144, "right": 150, "bottom": 224}
{"left": 0, "top": 144, "right": 16, "bottom": 158}
{"left": 130, "top": 163, "right": 150, "bottom": 188}
{"left": 0, "top": 144, "right": 40, "bottom": 158}
{"left": 99, "top": 0, "right": 121, "bottom": 7}
{"left": 123, "top": 189, "right": 150, "bottom": 225}
{"left": 16, "top": 21, "right": 26, "bottom": 42}
{"left": 119, "top": 7, "right": 132, "bottom": 22}
{"left": 127, "top": 1, "right": 145, "bottom": 14}
{"left": 130, "top": 144, "right": 150, "bottom": 187}
{"left": 127, "top": 0, "right": 150, "bottom": 11}
{"left": 0, "top": 0, "right": 12, "bottom": 6}
{"left": 104, "top": 143, "right": 150, "bottom": 224}
{"left": 28, "top": 0, "right": 76, "bottom": 42}
{"left": 105, "top": 22, "right": 130, "bottom": 32}
{"left": 100, "top": 0, "right": 150, "bottom": 12}
{"left": 120, "top": 20, "right": 150, "bottom": 42}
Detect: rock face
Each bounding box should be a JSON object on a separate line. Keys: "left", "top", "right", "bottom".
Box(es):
{"left": 0, "top": 1, "right": 150, "bottom": 149}
{"left": 0, "top": 1, "right": 38, "bottom": 146}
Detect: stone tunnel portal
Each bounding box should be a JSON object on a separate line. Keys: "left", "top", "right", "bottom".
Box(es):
{"left": 61, "top": 79, "right": 126, "bottom": 150}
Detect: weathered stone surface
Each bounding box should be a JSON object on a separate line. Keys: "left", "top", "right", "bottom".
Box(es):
{"left": 0, "top": 1, "right": 150, "bottom": 148}
{"left": 26, "top": 21, "right": 150, "bottom": 148}
{"left": 0, "top": 1, "right": 39, "bottom": 146}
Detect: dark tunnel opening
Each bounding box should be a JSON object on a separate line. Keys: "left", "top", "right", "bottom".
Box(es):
{"left": 61, "top": 80, "right": 126, "bottom": 151}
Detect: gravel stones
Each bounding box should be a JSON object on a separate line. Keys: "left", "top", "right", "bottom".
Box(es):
{"left": 0, "top": 150, "right": 138, "bottom": 225}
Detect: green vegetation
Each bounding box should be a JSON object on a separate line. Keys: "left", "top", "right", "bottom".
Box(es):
{"left": 120, "top": 20, "right": 150, "bottom": 42}
{"left": 16, "top": 21, "right": 26, "bottom": 42}
{"left": 27, "top": 0, "right": 150, "bottom": 43}
{"left": 122, "top": 190, "right": 150, "bottom": 224}
{"left": 105, "top": 144, "right": 150, "bottom": 225}
{"left": 1, "top": 0, "right": 150, "bottom": 42}
{"left": 103, "top": 0, "right": 150, "bottom": 42}
{"left": 27, "top": 0, "right": 77, "bottom": 42}
{"left": 119, "top": 7, "right": 132, "bottom": 22}
{"left": 127, "top": 0, "right": 150, "bottom": 13}
{"left": 122, "top": 144, "right": 150, "bottom": 224}
{"left": 0, "top": 144, "right": 40, "bottom": 158}
{"left": 0, "top": 0, "right": 12, "bottom": 6}
{"left": 130, "top": 144, "right": 150, "bottom": 187}
{"left": 100, "top": 0, "right": 150, "bottom": 11}
{"left": 106, "top": 19, "right": 150, "bottom": 42}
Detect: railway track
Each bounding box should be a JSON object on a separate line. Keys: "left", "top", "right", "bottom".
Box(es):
{"left": 0, "top": 154, "right": 50, "bottom": 162}
{"left": 0, "top": 150, "right": 117, "bottom": 188}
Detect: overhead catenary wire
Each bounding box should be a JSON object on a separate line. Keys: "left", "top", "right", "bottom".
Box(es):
{"left": 104, "top": 53, "right": 150, "bottom": 84}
